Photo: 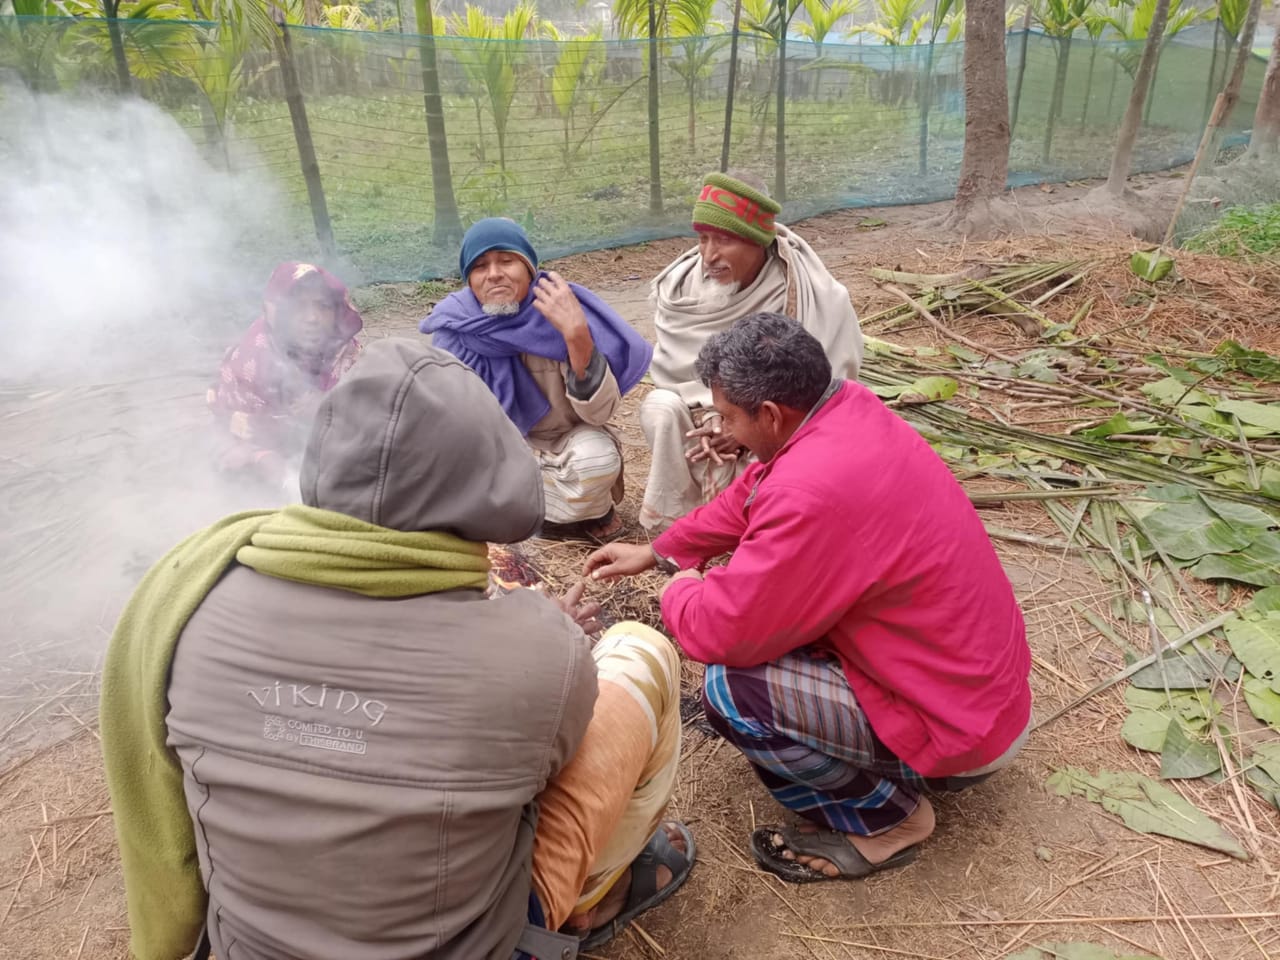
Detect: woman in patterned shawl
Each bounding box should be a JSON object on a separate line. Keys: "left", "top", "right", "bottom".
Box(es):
{"left": 207, "top": 262, "right": 363, "bottom": 491}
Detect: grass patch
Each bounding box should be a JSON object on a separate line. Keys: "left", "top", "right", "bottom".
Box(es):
{"left": 1186, "top": 203, "right": 1280, "bottom": 259}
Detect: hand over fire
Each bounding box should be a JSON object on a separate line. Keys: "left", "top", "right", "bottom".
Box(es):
{"left": 545, "top": 580, "right": 604, "bottom": 636}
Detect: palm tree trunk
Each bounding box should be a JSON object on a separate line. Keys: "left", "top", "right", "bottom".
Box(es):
{"left": 1201, "top": 22, "right": 1220, "bottom": 127}
{"left": 1042, "top": 35, "right": 1072, "bottom": 164}
{"left": 1104, "top": 0, "right": 1170, "bottom": 195}
{"left": 647, "top": 0, "right": 663, "bottom": 215}
{"left": 1009, "top": 5, "right": 1033, "bottom": 134}
{"left": 1143, "top": 44, "right": 1164, "bottom": 126}
{"left": 815, "top": 40, "right": 826, "bottom": 100}
{"left": 945, "top": 0, "right": 1010, "bottom": 231}
{"left": 917, "top": 38, "right": 937, "bottom": 177}
{"left": 720, "top": 0, "right": 743, "bottom": 171}
{"left": 1207, "top": 0, "right": 1262, "bottom": 160}
{"left": 1080, "top": 41, "right": 1098, "bottom": 129}
{"left": 414, "top": 0, "right": 463, "bottom": 245}
{"left": 759, "top": 55, "right": 774, "bottom": 148}
{"left": 498, "top": 127, "right": 508, "bottom": 200}
{"left": 277, "top": 21, "right": 336, "bottom": 260}
{"left": 1105, "top": 51, "right": 1119, "bottom": 120}
{"left": 775, "top": 26, "right": 787, "bottom": 201}
{"left": 102, "top": 0, "right": 133, "bottom": 95}
{"left": 688, "top": 73, "right": 697, "bottom": 151}
{"left": 1247, "top": 27, "right": 1280, "bottom": 157}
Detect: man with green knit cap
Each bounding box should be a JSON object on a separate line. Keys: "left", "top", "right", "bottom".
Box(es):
{"left": 640, "top": 171, "right": 864, "bottom": 533}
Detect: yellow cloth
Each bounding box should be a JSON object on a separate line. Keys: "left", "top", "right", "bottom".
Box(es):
{"left": 531, "top": 622, "right": 683, "bottom": 927}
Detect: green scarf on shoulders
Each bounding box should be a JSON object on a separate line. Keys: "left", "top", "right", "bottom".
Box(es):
{"left": 100, "top": 505, "right": 489, "bottom": 960}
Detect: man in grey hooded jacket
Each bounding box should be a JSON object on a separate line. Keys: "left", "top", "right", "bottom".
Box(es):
{"left": 101, "top": 340, "right": 693, "bottom": 960}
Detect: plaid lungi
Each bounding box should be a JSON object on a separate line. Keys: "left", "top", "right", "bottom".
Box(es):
{"left": 703, "top": 647, "right": 935, "bottom": 837}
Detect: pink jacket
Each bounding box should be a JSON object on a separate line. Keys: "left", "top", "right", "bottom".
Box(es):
{"left": 654, "top": 380, "right": 1031, "bottom": 778}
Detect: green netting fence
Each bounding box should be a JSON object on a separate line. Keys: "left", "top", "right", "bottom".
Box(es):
{"left": 0, "top": 18, "right": 1267, "bottom": 280}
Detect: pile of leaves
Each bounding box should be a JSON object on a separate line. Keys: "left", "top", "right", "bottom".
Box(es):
{"left": 864, "top": 254, "right": 1280, "bottom": 860}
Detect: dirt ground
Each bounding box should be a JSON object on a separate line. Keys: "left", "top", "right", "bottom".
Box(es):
{"left": 3, "top": 179, "right": 1280, "bottom": 960}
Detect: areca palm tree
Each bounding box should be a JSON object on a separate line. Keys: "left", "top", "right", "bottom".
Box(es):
{"left": 849, "top": 0, "right": 930, "bottom": 106}
{"left": 854, "top": 0, "right": 932, "bottom": 44}
{"left": 795, "top": 0, "right": 856, "bottom": 100}
{"left": 611, "top": 0, "right": 672, "bottom": 213}
{"left": 1105, "top": 0, "right": 1202, "bottom": 124}
{"left": 1078, "top": 5, "right": 1108, "bottom": 129}
{"left": 0, "top": 0, "right": 80, "bottom": 90}
{"left": 414, "top": 0, "right": 463, "bottom": 242}
{"left": 450, "top": 1, "right": 537, "bottom": 197}
{"left": 1202, "top": 0, "right": 1249, "bottom": 123}
{"left": 742, "top": 0, "right": 811, "bottom": 200}
{"left": 1033, "top": 0, "right": 1091, "bottom": 163}
{"left": 668, "top": 0, "right": 725, "bottom": 150}
{"left": 541, "top": 22, "right": 610, "bottom": 161}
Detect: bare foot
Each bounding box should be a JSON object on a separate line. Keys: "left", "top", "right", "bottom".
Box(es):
{"left": 776, "top": 798, "right": 935, "bottom": 878}
{"left": 563, "top": 822, "right": 687, "bottom": 935}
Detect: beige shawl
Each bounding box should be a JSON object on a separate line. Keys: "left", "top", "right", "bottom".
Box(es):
{"left": 650, "top": 223, "right": 863, "bottom": 407}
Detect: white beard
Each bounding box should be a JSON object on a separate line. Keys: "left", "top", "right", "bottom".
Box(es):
{"left": 481, "top": 301, "right": 520, "bottom": 317}
{"left": 699, "top": 278, "right": 741, "bottom": 311}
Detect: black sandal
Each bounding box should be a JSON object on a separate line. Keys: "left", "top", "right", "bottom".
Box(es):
{"left": 750, "top": 824, "right": 919, "bottom": 883}
{"left": 578, "top": 821, "right": 696, "bottom": 949}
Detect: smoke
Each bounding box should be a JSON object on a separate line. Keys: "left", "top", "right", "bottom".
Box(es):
{"left": 0, "top": 89, "right": 276, "bottom": 377}
{"left": 0, "top": 88, "right": 301, "bottom": 740}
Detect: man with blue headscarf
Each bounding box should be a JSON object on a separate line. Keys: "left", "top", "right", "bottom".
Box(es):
{"left": 422, "top": 219, "right": 652, "bottom": 541}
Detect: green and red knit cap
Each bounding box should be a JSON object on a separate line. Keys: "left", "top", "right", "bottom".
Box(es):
{"left": 691, "top": 173, "right": 781, "bottom": 247}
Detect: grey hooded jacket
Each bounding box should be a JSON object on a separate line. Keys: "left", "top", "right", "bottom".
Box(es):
{"left": 164, "top": 341, "right": 598, "bottom": 960}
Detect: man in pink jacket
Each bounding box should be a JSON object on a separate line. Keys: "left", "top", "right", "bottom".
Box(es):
{"left": 586, "top": 313, "right": 1031, "bottom": 882}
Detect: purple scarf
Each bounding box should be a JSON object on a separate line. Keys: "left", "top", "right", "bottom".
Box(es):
{"left": 421, "top": 274, "right": 652, "bottom": 436}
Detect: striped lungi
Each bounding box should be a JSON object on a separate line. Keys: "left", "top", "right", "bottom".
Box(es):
{"left": 703, "top": 647, "right": 937, "bottom": 837}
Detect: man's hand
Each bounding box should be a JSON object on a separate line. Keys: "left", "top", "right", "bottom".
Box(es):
{"left": 584, "top": 543, "right": 658, "bottom": 581}
{"left": 532, "top": 271, "right": 593, "bottom": 377}
{"left": 545, "top": 581, "right": 604, "bottom": 636}
{"left": 686, "top": 413, "right": 741, "bottom": 465}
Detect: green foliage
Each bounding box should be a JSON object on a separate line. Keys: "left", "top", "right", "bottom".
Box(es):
{"left": 1106, "top": 0, "right": 1204, "bottom": 42}
{"left": 851, "top": 0, "right": 931, "bottom": 45}
{"left": 870, "top": 375, "right": 959, "bottom": 403}
{"left": 1009, "top": 944, "right": 1158, "bottom": 960}
{"left": 1224, "top": 614, "right": 1280, "bottom": 692}
{"left": 796, "top": 0, "right": 858, "bottom": 46}
{"left": 449, "top": 1, "right": 537, "bottom": 182}
{"left": 1129, "top": 248, "right": 1175, "bottom": 281}
{"left": 1125, "top": 484, "right": 1280, "bottom": 588}
{"left": 1048, "top": 766, "right": 1248, "bottom": 858}
{"left": 1185, "top": 204, "right": 1280, "bottom": 258}
{"left": 1034, "top": 0, "right": 1091, "bottom": 39}
{"left": 1246, "top": 742, "right": 1280, "bottom": 809}
{"left": 1120, "top": 686, "right": 1218, "bottom": 759}
{"left": 1205, "top": 0, "right": 1251, "bottom": 41}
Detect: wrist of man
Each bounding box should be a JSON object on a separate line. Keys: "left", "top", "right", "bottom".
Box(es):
{"left": 651, "top": 547, "right": 680, "bottom": 576}
{"left": 563, "top": 324, "right": 594, "bottom": 377}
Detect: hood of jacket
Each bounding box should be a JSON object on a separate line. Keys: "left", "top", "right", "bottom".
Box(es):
{"left": 300, "top": 338, "right": 544, "bottom": 542}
